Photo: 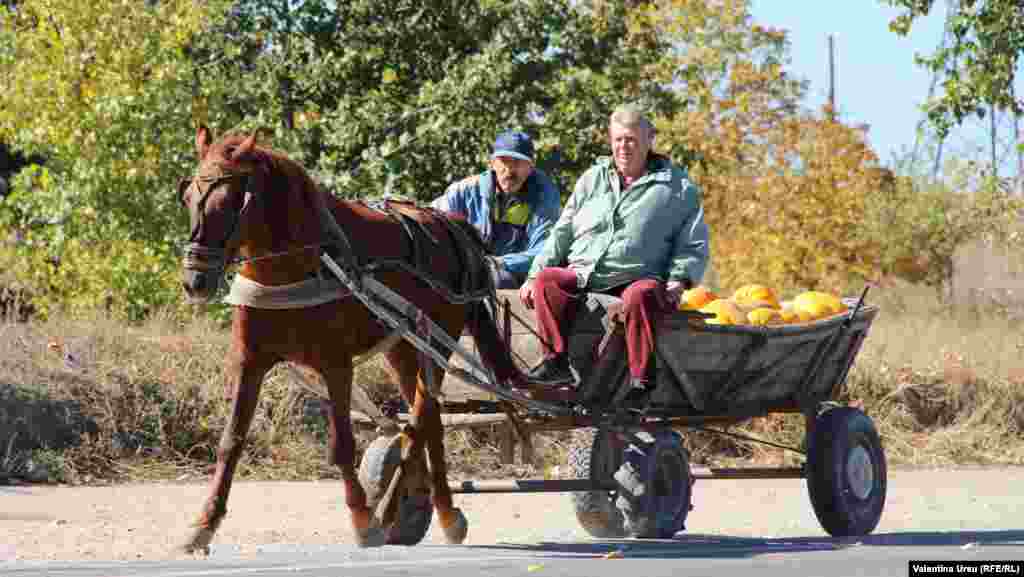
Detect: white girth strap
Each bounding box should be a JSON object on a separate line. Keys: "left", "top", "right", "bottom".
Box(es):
{"left": 223, "top": 274, "right": 351, "bottom": 309}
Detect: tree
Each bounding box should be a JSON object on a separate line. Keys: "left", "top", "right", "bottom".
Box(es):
{"left": 864, "top": 159, "right": 1023, "bottom": 297}
{"left": 0, "top": 0, "right": 230, "bottom": 242}
{"left": 0, "top": 0, "right": 232, "bottom": 319}
{"left": 184, "top": 0, "right": 673, "bottom": 202}
{"left": 0, "top": 0, "right": 671, "bottom": 318}
{"left": 625, "top": 0, "right": 877, "bottom": 292}
{"left": 883, "top": 0, "right": 1024, "bottom": 138}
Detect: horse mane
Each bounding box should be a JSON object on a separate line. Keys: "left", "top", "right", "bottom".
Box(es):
{"left": 215, "top": 134, "right": 325, "bottom": 200}
{"left": 215, "top": 134, "right": 331, "bottom": 249}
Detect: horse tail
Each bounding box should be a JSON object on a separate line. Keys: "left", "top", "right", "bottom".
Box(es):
{"left": 430, "top": 208, "right": 523, "bottom": 388}
{"left": 464, "top": 297, "right": 524, "bottom": 388}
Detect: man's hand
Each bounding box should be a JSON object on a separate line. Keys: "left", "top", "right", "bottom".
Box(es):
{"left": 520, "top": 279, "right": 536, "bottom": 310}
{"left": 664, "top": 279, "right": 689, "bottom": 309}
{"left": 486, "top": 256, "right": 504, "bottom": 288}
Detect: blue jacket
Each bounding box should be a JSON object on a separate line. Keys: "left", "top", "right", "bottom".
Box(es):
{"left": 431, "top": 169, "right": 561, "bottom": 279}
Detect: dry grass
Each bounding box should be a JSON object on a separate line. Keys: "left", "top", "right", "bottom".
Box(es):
{"left": 0, "top": 308, "right": 561, "bottom": 484}
{"left": 837, "top": 278, "right": 1024, "bottom": 466}
{"left": 2, "top": 270, "right": 1024, "bottom": 485}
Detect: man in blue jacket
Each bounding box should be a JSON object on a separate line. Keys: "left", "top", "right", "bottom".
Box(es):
{"left": 432, "top": 131, "right": 561, "bottom": 289}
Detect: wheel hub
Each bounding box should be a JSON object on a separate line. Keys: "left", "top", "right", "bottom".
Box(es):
{"left": 846, "top": 445, "right": 874, "bottom": 500}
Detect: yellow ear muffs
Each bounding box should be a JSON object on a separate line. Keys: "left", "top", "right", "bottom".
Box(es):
{"left": 502, "top": 202, "right": 531, "bottom": 226}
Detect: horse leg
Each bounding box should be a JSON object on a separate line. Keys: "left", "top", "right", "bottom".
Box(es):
{"left": 320, "top": 363, "right": 386, "bottom": 548}
{"left": 182, "top": 353, "right": 273, "bottom": 554}
{"left": 385, "top": 345, "right": 468, "bottom": 545}
{"left": 415, "top": 382, "right": 468, "bottom": 544}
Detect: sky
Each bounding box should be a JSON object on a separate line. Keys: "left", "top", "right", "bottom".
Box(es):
{"left": 748, "top": 1, "right": 1022, "bottom": 176}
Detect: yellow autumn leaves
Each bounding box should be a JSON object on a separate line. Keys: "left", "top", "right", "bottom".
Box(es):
{"left": 678, "top": 283, "right": 849, "bottom": 326}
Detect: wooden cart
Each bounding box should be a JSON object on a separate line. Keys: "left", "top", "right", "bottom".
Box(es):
{"left": 345, "top": 274, "right": 883, "bottom": 544}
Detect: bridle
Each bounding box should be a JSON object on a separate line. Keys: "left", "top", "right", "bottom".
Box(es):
{"left": 181, "top": 162, "right": 258, "bottom": 278}
{"left": 181, "top": 161, "right": 336, "bottom": 287}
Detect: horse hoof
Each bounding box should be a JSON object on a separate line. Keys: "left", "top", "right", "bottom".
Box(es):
{"left": 180, "top": 527, "right": 215, "bottom": 556}
{"left": 354, "top": 521, "right": 387, "bottom": 548}
{"left": 440, "top": 508, "right": 468, "bottom": 545}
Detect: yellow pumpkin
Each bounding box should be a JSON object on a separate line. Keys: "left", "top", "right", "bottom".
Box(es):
{"left": 732, "top": 284, "right": 781, "bottom": 309}
{"left": 678, "top": 285, "right": 719, "bottom": 311}
{"left": 747, "top": 307, "right": 783, "bottom": 326}
{"left": 793, "top": 291, "right": 848, "bottom": 319}
{"left": 699, "top": 299, "right": 745, "bottom": 325}
{"left": 780, "top": 301, "right": 815, "bottom": 324}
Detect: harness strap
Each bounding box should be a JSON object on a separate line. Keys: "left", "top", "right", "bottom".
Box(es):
{"left": 314, "top": 188, "right": 362, "bottom": 286}
{"left": 415, "top": 310, "right": 440, "bottom": 397}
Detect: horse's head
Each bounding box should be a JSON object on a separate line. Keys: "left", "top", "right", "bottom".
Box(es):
{"left": 178, "top": 125, "right": 263, "bottom": 302}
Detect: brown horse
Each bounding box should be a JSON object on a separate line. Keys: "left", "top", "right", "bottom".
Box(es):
{"left": 177, "top": 125, "right": 517, "bottom": 551}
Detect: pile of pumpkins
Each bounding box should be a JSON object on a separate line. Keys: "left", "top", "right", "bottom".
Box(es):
{"left": 678, "top": 283, "right": 849, "bottom": 326}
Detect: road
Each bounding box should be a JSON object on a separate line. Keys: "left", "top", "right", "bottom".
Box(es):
{"left": 2, "top": 467, "right": 1023, "bottom": 576}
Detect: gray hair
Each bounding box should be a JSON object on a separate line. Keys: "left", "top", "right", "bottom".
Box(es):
{"left": 609, "top": 103, "right": 656, "bottom": 138}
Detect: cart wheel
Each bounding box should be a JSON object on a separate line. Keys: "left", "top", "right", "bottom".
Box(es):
{"left": 358, "top": 434, "right": 433, "bottom": 546}
{"left": 613, "top": 430, "right": 692, "bottom": 539}
{"left": 567, "top": 429, "right": 626, "bottom": 538}
{"left": 806, "top": 407, "right": 887, "bottom": 537}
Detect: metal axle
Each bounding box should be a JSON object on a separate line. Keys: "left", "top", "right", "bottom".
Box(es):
{"left": 449, "top": 467, "right": 805, "bottom": 494}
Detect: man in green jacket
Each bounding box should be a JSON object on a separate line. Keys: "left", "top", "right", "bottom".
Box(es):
{"left": 519, "top": 104, "right": 710, "bottom": 391}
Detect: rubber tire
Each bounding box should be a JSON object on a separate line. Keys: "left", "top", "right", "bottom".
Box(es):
{"left": 358, "top": 434, "right": 433, "bottom": 546}
{"left": 567, "top": 428, "right": 627, "bottom": 538}
{"left": 806, "top": 406, "right": 887, "bottom": 537}
{"left": 613, "top": 430, "right": 692, "bottom": 539}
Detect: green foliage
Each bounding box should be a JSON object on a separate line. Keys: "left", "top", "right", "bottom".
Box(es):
{"left": 883, "top": 0, "right": 1024, "bottom": 138}
{"left": 865, "top": 159, "right": 1024, "bottom": 293}
{"left": 1, "top": 0, "right": 1018, "bottom": 319}
{"left": 184, "top": 0, "right": 673, "bottom": 199}
{"left": 1, "top": 0, "right": 674, "bottom": 318}
{"left": 0, "top": 0, "right": 235, "bottom": 320}
{"left": 0, "top": 232, "right": 183, "bottom": 322}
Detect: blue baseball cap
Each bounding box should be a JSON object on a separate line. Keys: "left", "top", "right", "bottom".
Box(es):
{"left": 491, "top": 131, "right": 535, "bottom": 163}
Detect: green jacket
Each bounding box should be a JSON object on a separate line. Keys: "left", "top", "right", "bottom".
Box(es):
{"left": 527, "top": 154, "right": 709, "bottom": 291}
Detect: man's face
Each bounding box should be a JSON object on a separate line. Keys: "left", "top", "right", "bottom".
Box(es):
{"left": 491, "top": 156, "right": 533, "bottom": 194}
{"left": 609, "top": 122, "right": 652, "bottom": 178}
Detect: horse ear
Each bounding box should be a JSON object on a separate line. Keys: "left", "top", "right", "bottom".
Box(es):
{"left": 196, "top": 125, "right": 211, "bottom": 159}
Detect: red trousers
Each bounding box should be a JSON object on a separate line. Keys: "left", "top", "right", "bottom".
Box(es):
{"left": 533, "top": 267, "right": 668, "bottom": 382}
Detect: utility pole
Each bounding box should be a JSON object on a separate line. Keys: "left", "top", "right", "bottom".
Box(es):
{"left": 827, "top": 34, "right": 836, "bottom": 121}
{"left": 1014, "top": 83, "right": 1023, "bottom": 196}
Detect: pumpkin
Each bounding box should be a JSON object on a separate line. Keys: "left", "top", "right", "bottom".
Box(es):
{"left": 780, "top": 301, "right": 815, "bottom": 324}
{"left": 747, "top": 307, "right": 783, "bottom": 326}
{"left": 678, "top": 285, "right": 719, "bottom": 311}
{"left": 793, "top": 291, "right": 848, "bottom": 319}
{"left": 699, "top": 299, "right": 746, "bottom": 325}
{"left": 732, "top": 284, "right": 781, "bottom": 309}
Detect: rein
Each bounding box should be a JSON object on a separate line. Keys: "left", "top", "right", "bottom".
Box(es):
{"left": 226, "top": 242, "right": 328, "bottom": 266}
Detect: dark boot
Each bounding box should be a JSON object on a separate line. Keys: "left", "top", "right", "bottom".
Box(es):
{"left": 526, "top": 354, "right": 575, "bottom": 385}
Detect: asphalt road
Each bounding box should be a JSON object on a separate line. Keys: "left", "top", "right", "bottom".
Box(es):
{"left": 6, "top": 536, "right": 1024, "bottom": 577}
{"left": 3, "top": 467, "right": 1024, "bottom": 577}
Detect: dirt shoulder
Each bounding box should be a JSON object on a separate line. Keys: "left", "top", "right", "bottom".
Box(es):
{"left": 3, "top": 467, "right": 1023, "bottom": 562}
